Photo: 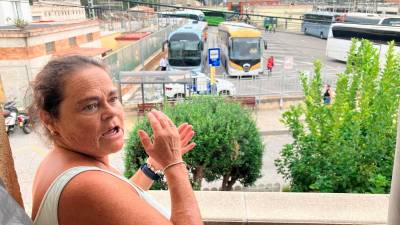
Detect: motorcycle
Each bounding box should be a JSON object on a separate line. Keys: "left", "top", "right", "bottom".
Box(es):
{"left": 2, "top": 100, "right": 32, "bottom": 135}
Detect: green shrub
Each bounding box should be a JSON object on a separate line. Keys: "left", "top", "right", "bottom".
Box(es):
{"left": 124, "top": 96, "right": 264, "bottom": 190}
{"left": 275, "top": 39, "right": 400, "bottom": 193}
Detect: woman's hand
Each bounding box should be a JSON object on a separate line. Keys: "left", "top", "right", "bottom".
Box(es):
{"left": 147, "top": 122, "right": 195, "bottom": 170}
{"left": 138, "top": 110, "right": 190, "bottom": 169}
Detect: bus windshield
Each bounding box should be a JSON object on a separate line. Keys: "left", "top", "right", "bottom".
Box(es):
{"left": 230, "top": 38, "right": 261, "bottom": 60}
{"left": 168, "top": 40, "right": 202, "bottom": 66}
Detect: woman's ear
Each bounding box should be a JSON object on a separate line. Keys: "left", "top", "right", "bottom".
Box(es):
{"left": 39, "top": 110, "right": 56, "bottom": 133}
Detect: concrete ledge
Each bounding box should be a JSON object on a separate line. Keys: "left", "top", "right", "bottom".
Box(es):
{"left": 149, "top": 191, "right": 388, "bottom": 225}
{"left": 256, "top": 95, "right": 304, "bottom": 110}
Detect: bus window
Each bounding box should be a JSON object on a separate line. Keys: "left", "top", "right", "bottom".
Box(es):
{"left": 380, "top": 18, "right": 400, "bottom": 26}
{"left": 332, "top": 26, "right": 400, "bottom": 46}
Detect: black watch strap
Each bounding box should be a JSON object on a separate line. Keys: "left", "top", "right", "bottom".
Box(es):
{"left": 140, "top": 163, "right": 162, "bottom": 181}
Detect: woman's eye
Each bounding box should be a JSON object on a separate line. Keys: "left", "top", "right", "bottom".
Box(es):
{"left": 110, "top": 96, "right": 119, "bottom": 103}
{"left": 83, "top": 103, "right": 98, "bottom": 112}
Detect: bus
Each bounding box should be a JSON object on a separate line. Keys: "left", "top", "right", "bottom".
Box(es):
{"left": 200, "top": 8, "right": 235, "bottom": 26}
{"left": 159, "top": 10, "right": 205, "bottom": 21}
{"left": 301, "top": 11, "right": 342, "bottom": 39}
{"left": 326, "top": 23, "right": 400, "bottom": 62}
{"left": 340, "top": 13, "right": 400, "bottom": 26}
{"left": 166, "top": 20, "right": 208, "bottom": 72}
{"left": 218, "top": 22, "right": 267, "bottom": 77}
{"left": 341, "top": 13, "right": 382, "bottom": 25}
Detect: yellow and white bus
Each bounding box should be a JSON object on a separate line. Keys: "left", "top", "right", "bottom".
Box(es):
{"left": 218, "top": 22, "right": 267, "bottom": 77}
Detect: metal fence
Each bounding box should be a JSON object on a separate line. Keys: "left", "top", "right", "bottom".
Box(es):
{"left": 93, "top": 8, "right": 182, "bottom": 33}
{"left": 102, "top": 19, "right": 186, "bottom": 82}
{"left": 227, "top": 72, "right": 338, "bottom": 98}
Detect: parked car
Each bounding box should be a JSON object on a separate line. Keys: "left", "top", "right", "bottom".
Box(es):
{"left": 165, "top": 72, "right": 236, "bottom": 99}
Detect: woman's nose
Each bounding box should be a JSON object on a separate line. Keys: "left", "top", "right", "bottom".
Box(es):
{"left": 101, "top": 103, "right": 118, "bottom": 121}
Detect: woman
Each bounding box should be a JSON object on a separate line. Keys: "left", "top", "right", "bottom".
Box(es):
{"left": 29, "top": 55, "right": 202, "bottom": 225}
{"left": 323, "top": 84, "right": 332, "bottom": 104}
{"left": 267, "top": 56, "right": 274, "bottom": 76}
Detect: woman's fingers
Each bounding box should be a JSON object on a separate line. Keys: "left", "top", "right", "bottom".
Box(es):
{"left": 181, "top": 130, "right": 195, "bottom": 147}
{"left": 161, "top": 112, "right": 177, "bottom": 130}
{"left": 182, "top": 142, "right": 196, "bottom": 155}
{"left": 138, "top": 130, "right": 153, "bottom": 152}
{"left": 178, "top": 123, "right": 189, "bottom": 133}
{"left": 152, "top": 111, "right": 171, "bottom": 129}
{"left": 179, "top": 123, "right": 191, "bottom": 136}
{"left": 147, "top": 112, "right": 162, "bottom": 135}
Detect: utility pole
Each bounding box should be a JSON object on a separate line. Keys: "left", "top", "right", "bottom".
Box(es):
{"left": 0, "top": 110, "right": 24, "bottom": 208}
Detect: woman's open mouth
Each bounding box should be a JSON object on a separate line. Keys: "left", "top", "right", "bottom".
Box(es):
{"left": 102, "top": 126, "right": 123, "bottom": 139}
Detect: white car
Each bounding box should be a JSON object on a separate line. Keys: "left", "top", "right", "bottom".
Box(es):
{"left": 165, "top": 73, "right": 236, "bottom": 99}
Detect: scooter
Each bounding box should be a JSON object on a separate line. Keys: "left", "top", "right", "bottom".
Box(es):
{"left": 2, "top": 101, "right": 32, "bottom": 135}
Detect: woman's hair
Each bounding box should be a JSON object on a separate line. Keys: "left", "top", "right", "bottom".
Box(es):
{"left": 29, "top": 55, "right": 107, "bottom": 136}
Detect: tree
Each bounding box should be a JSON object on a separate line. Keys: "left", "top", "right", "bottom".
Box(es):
{"left": 124, "top": 96, "right": 264, "bottom": 191}
{"left": 275, "top": 39, "right": 400, "bottom": 193}
{"left": 0, "top": 110, "right": 24, "bottom": 208}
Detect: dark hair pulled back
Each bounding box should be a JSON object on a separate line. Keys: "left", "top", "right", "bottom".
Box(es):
{"left": 29, "top": 55, "right": 106, "bottom": 133}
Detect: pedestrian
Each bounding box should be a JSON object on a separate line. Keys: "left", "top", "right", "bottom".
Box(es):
{"left": 267, "top": 56, "right": 274, "bottom": 76}
{"left": 160, "top": 56, "right": 168, "bottom": 71}
{"left": 268, "top": 24, "right": 273, "bottom": 33}
{"left": 29, "top": 55, "right": 202, "bottom": 225}
{"left": 323, "top": 84, "right": 333, "bottom": 104}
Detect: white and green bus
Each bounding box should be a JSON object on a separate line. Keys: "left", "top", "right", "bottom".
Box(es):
{"left": 326, "top": 23, "right": 400, "bottom": 62}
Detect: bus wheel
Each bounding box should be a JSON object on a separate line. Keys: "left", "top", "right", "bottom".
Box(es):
{"left": 174, "top": 93, "right": 185, "bottom": 100}
{"left": 219, "top": 90, "right": 230, "bottom": 96}
{"left": 320, "top": 32, "right": 324, "bottom": 39}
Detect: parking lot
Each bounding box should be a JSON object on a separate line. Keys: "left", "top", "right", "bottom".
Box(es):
{"left": 206, "top": 27, "right": 346, "bottom": 96}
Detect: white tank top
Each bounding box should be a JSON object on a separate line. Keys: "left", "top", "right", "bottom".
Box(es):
{"left": 33, "top": 166, "right": 170, "bottom": 225}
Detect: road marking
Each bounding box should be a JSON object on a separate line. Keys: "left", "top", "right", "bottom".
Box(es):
{"left": 13, "top": 145, "right": 47, "bottom": 157}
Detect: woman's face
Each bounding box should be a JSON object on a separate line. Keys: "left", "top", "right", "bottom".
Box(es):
{"left": 52, "top": 65, "right": 124, "bottom": 158}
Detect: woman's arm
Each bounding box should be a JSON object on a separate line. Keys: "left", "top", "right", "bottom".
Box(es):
{"left": 138, "top": 111, "right": 202, "bottom": 224}
{"left": 130, "top": 123, "right": 195, "bottom": 191}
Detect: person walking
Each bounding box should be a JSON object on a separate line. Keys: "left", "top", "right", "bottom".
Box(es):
{"left": 267, "top": 56, "right": 274, "bottom": 76}
{"left": 323, "top": 84, "right": 333, "bottom": 104}
{"left": 160, "top": 56, "right": 168, "bottom": 71}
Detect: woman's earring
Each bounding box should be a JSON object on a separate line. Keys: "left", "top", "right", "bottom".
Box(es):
{"left": 50, "top": 130, "right": 58, "bottom": 136}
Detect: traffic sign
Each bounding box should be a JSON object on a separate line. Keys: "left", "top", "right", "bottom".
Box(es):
{"left": 208, "top": 48, "right": 221, "bottom": 67}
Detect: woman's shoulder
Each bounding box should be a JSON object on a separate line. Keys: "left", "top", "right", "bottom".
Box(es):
{"left": 32, "top": 151, "right": 114, "bottom": 219}
{"left": 57, "top": 169, "right": 170, "bottom": 225}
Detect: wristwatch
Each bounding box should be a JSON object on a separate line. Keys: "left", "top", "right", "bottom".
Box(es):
{"left": 140, "top": 163, "right": 163, "bottom": 181}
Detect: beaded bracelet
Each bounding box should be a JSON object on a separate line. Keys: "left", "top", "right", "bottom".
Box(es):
{"left": 163, "top": 160, "right": 186, "bottom": 173}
